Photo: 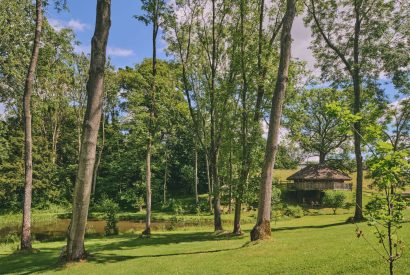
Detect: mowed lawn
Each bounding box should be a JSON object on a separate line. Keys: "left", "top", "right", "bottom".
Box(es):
{"left": 1, "top": 213, "right": 410, "bottom": 275}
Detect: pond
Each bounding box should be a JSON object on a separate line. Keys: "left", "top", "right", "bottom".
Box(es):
{"left": 0, "top": 219, "right": 217, "bottom": 241}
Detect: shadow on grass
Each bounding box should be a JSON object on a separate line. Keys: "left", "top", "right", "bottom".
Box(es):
{"left": 0, "top": 248, "right": 66, "bottom": 275}
{"left": 0, "top": 231, "right": 246, "bottom": 274}
{"left": 88, "top": 245, "right": 244, "bottom": 265}
{"left": 272, "top": 221, "right": 350, "bottom": 232}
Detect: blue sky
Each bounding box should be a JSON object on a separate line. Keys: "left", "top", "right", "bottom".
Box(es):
{"left": 46, "top": 0, "right": 167, "bottom": 69}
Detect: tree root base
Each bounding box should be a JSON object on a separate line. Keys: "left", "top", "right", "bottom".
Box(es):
{"left": 250, "top": 220, "right": 271, "bottom": 241}
{"left": 141, "top": 228, "right": 151, "bottom": 238}
{"left": 59, "top": 245, "right": 90, "bottom": 263}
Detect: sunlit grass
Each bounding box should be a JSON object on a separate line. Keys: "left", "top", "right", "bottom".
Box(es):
{"left": 1, "top": 212, "right": 409, "bottom": 274}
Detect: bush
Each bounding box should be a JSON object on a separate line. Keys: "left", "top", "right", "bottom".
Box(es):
{"left": 283, "top": 205, "right": 304, "bottom": 218}
{"left": 323, "top": 191, "right": 347, "bottom": 215}
{"left": 134, "top": 196, "right": 145, "bottom": 212}
{"left": 98, "top": 198, "right": 119, "bottom": 235}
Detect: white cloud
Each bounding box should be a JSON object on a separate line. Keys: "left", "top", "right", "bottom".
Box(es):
{"left": 107, "top": 47, "right": 135, "bottom": 57}
{"left": 49, "top": 18, "right": 89, "bottom": 32}
{"left": 291, "top": 16, "right": 316, "bottom": 73}
{"left": 67, "top": 19, "right": 89, "bottom": 32}
{"left": 74, "top": 44, "right": 135, "bottom": 58}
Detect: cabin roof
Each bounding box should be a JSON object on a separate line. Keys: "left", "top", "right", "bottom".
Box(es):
{"left": 287, "top": 165, "right": 352, "bottom": 181}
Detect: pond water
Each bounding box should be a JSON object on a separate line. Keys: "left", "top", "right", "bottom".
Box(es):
{"left": 0, "top": 219, "right": 215, "bottom": 241}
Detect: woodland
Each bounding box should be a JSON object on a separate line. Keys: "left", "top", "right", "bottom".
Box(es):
{"left": 0, "top": 0, "right": 409, "bottom": 274}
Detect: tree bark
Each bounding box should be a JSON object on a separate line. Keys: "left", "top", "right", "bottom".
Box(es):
{"left": 250, "top": 0, "right": 296, "bottom": 241}
{"left": 352, "top": 5, "right": 364, "bottom": 221}
{"left": 143, "top": 0, "right": 159, "bottom": 237}
{"left": 66, "top": 0, "right": 111, "bottom": 261}
{"left": 319, "top": 151, "right": 326, "bottom": 164}
{"left": 205, "top": 152, "right": 213, "bottom": 212}
{"left": 163, "top": 151, "right": 168, "bottom": 204}
{"left": 210, "top": 0, "right": 222, "bottom": 232}
{"left": 233, "top": 0, "right": 247, "bottom": 235}
{"left": 228, "top": 143, "right": 233, "bottom": 215}
{"left": 143, "top": 139, "right": 152, "bottom": 236}
{"left": 194, "top": 145, "right": 199, "bottom": 204}
{"left": 92, "top": 112, "right": 105, "bottom": 196}
{"left": 21, "top": 0, "right": 43, "bottom": 251}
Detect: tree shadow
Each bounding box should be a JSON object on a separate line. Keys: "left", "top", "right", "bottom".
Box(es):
{"left": 87, "top": 245, "right": 244, "bottom": 265}
{"left": 272, "top": 221, "right": 350, "bottom": 232}
{"left": 0, "top": 248, "right": 66, "bottom": 275}
{"left": 85, "top": 231, "right": 246, "bottom": 252}
{"left": 0, "top": 231, "right": 246, "bottom": 274}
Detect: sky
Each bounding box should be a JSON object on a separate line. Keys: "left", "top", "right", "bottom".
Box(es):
{"left": 47, "top": 2, "right": 401, "bottom": 99}
{"left": 47, "top": 2, "right": 315, "bottom": 70}
{"left": 47, "top": 0, "right": 168, "bottom": 69}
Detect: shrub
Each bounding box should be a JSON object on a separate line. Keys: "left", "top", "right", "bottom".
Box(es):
{"left": 99, "top": 198, "right": 119, "bottom": 236}
{"left": 283, "top": 205, "right": 304, "bottom": 218}
{"left": 168, "top": 199, "right": 184, "bottom": 215}
{"left": 134, "top": 196, "right": 145, "bottom": 212}
{"left": 323, "top": 191, "right": 347, "bottom": 215}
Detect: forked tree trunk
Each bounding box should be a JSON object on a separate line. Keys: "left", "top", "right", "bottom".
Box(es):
{"left": 66, "top": 0, "right": 111, "bottom": 261}
{"left": 21, "top": 0, "right": 43, "bottom": 251}
{"left": 250, "top": 0, "right": 296, "bottom": 241}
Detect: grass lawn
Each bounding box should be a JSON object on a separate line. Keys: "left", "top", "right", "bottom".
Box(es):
{"left": 1, "top": 212, "right": 410, "bottom": 275}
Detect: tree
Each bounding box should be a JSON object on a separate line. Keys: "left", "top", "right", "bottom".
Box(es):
{"left": 323, "top": 191, "right": 346, "bottom": 215}
{"left": 66, "top": 0, "right": 111, "bottom": 261}
{"left": 136, "top": 0, "right": 168, "bottom": 237}
{"left": 284, "top": 88, "right": 350, "bottom": 164}
{"left": 21, "top": 0, "right": 43, "bottom": 251}
{"left": 231, "top": 0, "right": 285, "bottom": 235}
{"left": 166, "top": 0, "right": 234, "bottom": 231}
{"left": 362, "top": 142, "right": 410, "bottom": 275}
{"left": 304, "top": 0, "right": 409, "bottom": 221}
{"left": 250, "top": 0, "right": 296, "bottom": 241}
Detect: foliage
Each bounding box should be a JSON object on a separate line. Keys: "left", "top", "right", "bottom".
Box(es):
{"left": 323, "top": 191, "right": 347, "bottom": 215}
{"left": 283, "top": 205, "right": 304, "bottom": 218}
{"left": 363, "top": 142, "right": 410, "bottom": 274}
{"left": 97, "top": 198, "right": 120, "bottom": 236}
{"left": 284, "top": 88, "right": 351, "bottom": 164}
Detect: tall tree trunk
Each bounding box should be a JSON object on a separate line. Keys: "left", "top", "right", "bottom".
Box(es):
{"left": 352, "top": 7, "right": 363, "bottom": 221}
{"left": 210, "top": 0, "right": 222, "bottom": 232}
{"left": 92, "top": 112, "right": 105, "bottom": 196}
{"left": 250, "top": 0, "right": 296, "bottom": 241}
{"left": 21, "top": 0, "right": 43, "bottom": 251}
{"left": 195, "top": 145, "right": 199, "bottom": 204}
{"left": 205, "top": 152, "right": 213, "bottom": 212}
{"left": 144, "top": 139, "right": 152, "bottom": 235}
{"left": 228, "top": 144, "right": 233, "bottom": 214}
{"left": 163, "top": 151, "right": 168, "bottom": 204}
{"left": 66, "top": 0, "right": 111, "bottom": 261}
{"left": 233, "top": 0, "right": 248, "bottom": 235}
{"left": 143, "top": 0, "right": 159, "bottom": 237}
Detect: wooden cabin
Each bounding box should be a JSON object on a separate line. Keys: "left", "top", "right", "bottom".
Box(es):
{"left": 286, "top": 165, "right": 352, "bottom": 204}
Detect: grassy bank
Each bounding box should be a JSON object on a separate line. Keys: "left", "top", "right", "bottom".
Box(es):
{"left": 1, "top": 213, "right": 409, "bottom": 274}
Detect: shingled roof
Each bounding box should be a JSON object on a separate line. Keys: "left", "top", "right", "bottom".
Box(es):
{"left": 287, "top": 165, "right": 352, "bottom": 181}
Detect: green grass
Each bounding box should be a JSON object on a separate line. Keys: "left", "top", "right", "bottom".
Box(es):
{"left": 1, "top": 212, "right": 410, "bottom": 274}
